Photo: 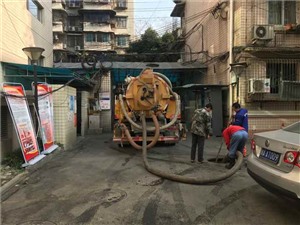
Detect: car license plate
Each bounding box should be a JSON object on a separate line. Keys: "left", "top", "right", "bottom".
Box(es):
{"left": 259, "top": 148, "right": 280, "bottom": 164}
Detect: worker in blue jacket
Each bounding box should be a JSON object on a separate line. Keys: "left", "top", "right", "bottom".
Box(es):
{"left": 231, "top": 102, "right": 248, "bottom": 132}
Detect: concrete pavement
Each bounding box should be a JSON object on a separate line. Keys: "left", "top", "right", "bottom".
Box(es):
{"left": 1, "top": 133, "right": 300, "bottom": 225}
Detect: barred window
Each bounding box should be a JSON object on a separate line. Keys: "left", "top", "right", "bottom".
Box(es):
{"left": 267, "top": 63, "right": 297, "bottom": 93}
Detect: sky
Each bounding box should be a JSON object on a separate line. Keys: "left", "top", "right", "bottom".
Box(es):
{"left": 134, "top": 0, "right": 177, "bottom": 37}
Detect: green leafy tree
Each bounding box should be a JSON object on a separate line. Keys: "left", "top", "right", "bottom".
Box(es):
{"left": 128, "top": 28, "right": 160, "bottom": 53}
{"left": 127, "top": 28, "right": 180, "bottom": 61}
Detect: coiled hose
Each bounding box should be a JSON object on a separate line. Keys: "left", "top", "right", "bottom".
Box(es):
{"left": 120, "top": 113, "right": 160, "bottom": 150}
{"left": 118, "top": 93, "right": 181, "bottom": 132}
{"left": 140, "top": 113, "right": 244, "bottom": 184}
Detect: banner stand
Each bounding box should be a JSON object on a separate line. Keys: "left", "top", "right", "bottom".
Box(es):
{"left": 22, "top": 154, "right": 46, "bottom": 167}
{"left": 42, "top": 144, "right": 59, "bottom": 155}
{"left": 2, "top": 82, "right": 44, "bottom": 167}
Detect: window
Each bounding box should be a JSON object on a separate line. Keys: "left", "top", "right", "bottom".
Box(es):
{"left": 85, "top": 13, "right": 110, "bottom": 23}
{"left": 116, "top": 36, "right": 128, "bottom": 46}
{"left": 268, "top": 0, "right": 296, "bottom": 25}
{"left": 85, "top": 33, "right": 110, "bottom": 43}
{"left": 68, "top": 0, "right": 81, "bottom": 7}
{"left": 27, "top": 0, "right": 43, "bottom": 21}
{"left": 86, "top": 33, "right": 96, "bottom": 42}
{"left": 267, "top": 63, "right": 297, "bottom": 93}
{"left": 97, "top": 33, "right": 110, "bottom": 42}
{"left": 116, "top": 17, "right": 127, "bottom": 28}
{"left": 116, "top": 0, "right": 127, "bottom": 8}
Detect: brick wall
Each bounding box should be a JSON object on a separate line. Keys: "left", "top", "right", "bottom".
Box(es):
{"left": 184, "top": 0, "right": 229, "bottom": 85}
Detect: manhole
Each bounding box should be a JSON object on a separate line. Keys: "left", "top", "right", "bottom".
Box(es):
{"left": 207, "top": 157, "right": 226, "bottom": 163}
{"left": 102, "top": 189, "right": 127, "bottom": 203}
{"left": 136, "top": 175, "right": 163, "bottom": 186}
{"left": 17, "top": 221, "right": 57, "bottom": 225}
{"left": 87, "top": 189, "right": 127, "bottom": 206}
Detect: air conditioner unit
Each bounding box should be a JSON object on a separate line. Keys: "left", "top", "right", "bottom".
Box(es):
{"left": 54, "top": 34, "right": 59, "bottom": 40}
{"left": 75, "top": 46, "right": 81, "bottom": 50}
{"left": 248, "top": 78, "right": 270, "bottom": 93}
{"left": 63, "top": 44, "right": 67, "bottom": 49}
{"left": 252, "top": 25, "right": 274, "bottom": 40}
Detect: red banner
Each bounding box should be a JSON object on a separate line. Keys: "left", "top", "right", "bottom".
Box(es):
{"left": 2, "top": 83, "right": 40, "bottom": 162}
{"left": 37, "top": 83, "right": 55, "bottom": 151}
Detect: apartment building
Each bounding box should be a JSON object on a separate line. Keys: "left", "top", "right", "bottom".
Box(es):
{"left": 53, "top": 0, "right": 134, "bottom": 63}
{"left": 1, "top": 0, "right": 53, "bottom": 157}
{"left": 171, "top": 0, "right": 300, "bottom": 134}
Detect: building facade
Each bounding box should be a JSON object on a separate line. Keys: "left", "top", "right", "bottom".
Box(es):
{"left": 52, "top": 0, "right": 134, "bottom": 63}
{"left": 1, "top": 0, "right": 53, "bottom": 157}
{"left": 171, "top": 0, "right": 300, "bottom": 134}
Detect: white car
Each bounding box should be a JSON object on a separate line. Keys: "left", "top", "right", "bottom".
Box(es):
{"left": 247, "top": 121, "right": 300, "bottom": 200}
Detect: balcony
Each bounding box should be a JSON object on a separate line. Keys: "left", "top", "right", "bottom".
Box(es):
{"left": 82, "top": 1, "right": 113, "bottom": 10}
{"left": 52, "top": 1, "right": 67, "bottom": 11}
{"left": 84, "top": 42, "right": 113, "bottom": 51}
{"left": 68, "top": 25, "right": 83, "bottom": 32}
{"left": 53, "top": 22, "right": 65, "bottom": 33}
{"left": 83, "top": 22, "right": 113, "bottom": 32}
{"left": 114, "top": 1, "right": 127, "bottom": 9}
{"left": 53, "top": 42, "right": 67, "bottom": 50}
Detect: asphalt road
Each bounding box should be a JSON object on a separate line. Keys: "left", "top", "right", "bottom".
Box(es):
{"left": 1, "top": 134, "right": 300, "bottom": 225}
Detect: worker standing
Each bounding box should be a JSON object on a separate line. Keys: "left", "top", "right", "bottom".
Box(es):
{"left": 222, "top": 125, "right": 248, "bottom": 169}
{"left": 231, "top": 102, "right": 248, "bottom": 156}
{"left": 190, "top": 103, "right": 213, "bottom": 163}
{"left": 231, "top": 102, "right": 248, "bottom": 132}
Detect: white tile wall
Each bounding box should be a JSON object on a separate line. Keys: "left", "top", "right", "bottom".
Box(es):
{"left": 52, "top": 85, "right": 77, "bottom": 150}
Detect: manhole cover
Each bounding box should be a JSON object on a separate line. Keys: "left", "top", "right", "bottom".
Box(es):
{"left": 18, "top": 221, "right": 56, "bottom": 225}
{"left": 136, "top": 175, "right": 163, "bottom": 186}
{"left": 103, "top": 189, "right": 127, "bottom": 203}
{"left": 87, "top": 189, "right": 127, "bottom": 206}
{"left": 208, "top": 157, "right": 226, "bottom": 163}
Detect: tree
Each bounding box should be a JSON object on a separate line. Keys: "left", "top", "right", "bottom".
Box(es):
{"left": 128, "top": 28, "right": 161, "bottom": 53}
{"left": 127, "top": 28, "right": 180, "bottom": 62}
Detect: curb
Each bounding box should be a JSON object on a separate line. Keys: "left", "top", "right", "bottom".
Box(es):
{"left": 1, "top": 147, "right": 62, "bottom": 201}
{"left": 1, "top": 171, "right": 28, "bottom": 201}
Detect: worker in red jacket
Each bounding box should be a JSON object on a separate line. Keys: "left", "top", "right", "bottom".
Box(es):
{"left": 222, "top": 125, "right": 248, "bottom": 169}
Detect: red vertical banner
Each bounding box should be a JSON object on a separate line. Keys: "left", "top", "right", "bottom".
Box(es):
{"left": 36, "top": 83, "right": 58, "bottom": 154}
{"left": 2, "top": 83, "right": 44, "bottom": 165}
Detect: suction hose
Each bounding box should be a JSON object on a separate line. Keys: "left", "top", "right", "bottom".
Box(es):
{"left": 141, "top": 113, "right": 244, "bottom": 184}
{"left": 118, "top": 93, "right": 180, "bottom": 132}
{"left": 153, "top": 72, "right": 173, "bottom": 89}
{"left": 120, "top": 113, "right": 160, "bottom": 150}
